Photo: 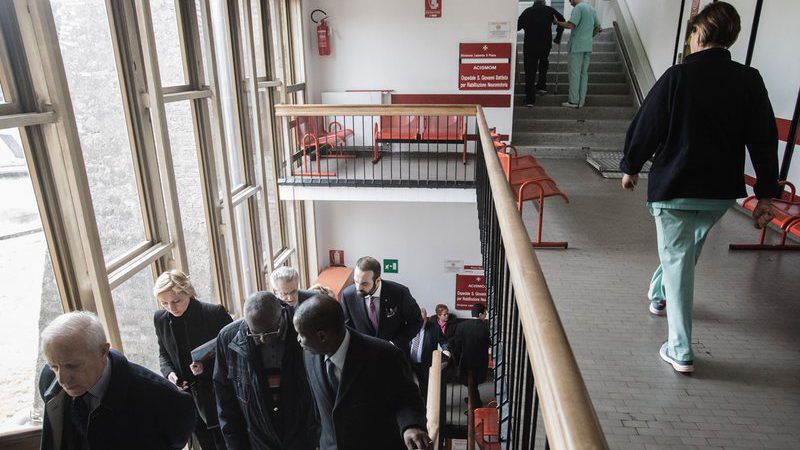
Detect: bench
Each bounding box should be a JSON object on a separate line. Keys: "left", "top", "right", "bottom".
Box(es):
{"left": 491, "top": 136, "right": 570, "bottom": 249}
{"left": 372, "top": 115, "right": 421, "bottom": 163}
{"left": 293, "top": 116, "right": 354, "bottom": 176}
{"left": 730, "top": 180, "right": 800, "bottom": 251}
{"left": 421, "top": 115, "right": 468, "bottom": 163}
{"left": 473, "top": 407, "right": 500, "bottom": 450}
{"left": 372, "top": 115, "right": 470, "bottom": 163}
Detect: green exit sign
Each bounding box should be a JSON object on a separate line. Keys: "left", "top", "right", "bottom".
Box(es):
{"left": 383, "top": 259, "right": 398, "bottom": 274}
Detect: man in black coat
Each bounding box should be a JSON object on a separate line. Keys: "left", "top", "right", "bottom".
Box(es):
{"left": 517, "top": 0, "right": 565, "bottom": 106}
{"left": 341, "top": 256, "right": 422, "bottom": 353}
{"left": 451, "top": 303, "right": 491, "bottom": 408}
{"left": 154, "top": 293, "right": 233, "bottom": 449}
{"left": 39, "top": 311, "right": 195, "bottom": 450}
{"left": 213, "top": 292, "right": 318, "bottom": 450}
{"left": 293, "top": 295, "right": 431, "bottom": 450}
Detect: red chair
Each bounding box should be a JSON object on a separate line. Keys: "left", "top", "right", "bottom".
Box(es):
{"left": 730, "top": 181, "right": 800, "bottom": 251}
{"left": 497, "top": 144, "right": 542, "bottom": 172}
{"left": 497, "top": 152, "right": 570, "bottom": 249}
{"left": 293, "top": 116, "right": 353, "bottom": 177}
{"left": 422, "top": 115, "right": 468, "bottom": 163}
{"left": 372, "top": 115, "right": 421, "bottom": 163}
{"left": 474, "top": 407, "right": 500, "bottom": 450}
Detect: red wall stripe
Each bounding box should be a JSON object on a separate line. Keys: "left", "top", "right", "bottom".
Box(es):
{"left": 777, "top": 117, "right": 799, "bottom": 145}
{"left": 391, "top": 94, "right": 511, "bottom": 108}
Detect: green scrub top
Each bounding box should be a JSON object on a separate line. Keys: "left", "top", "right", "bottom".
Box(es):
{"left": 567, "top": 2, "right": 600, "bottom": 53}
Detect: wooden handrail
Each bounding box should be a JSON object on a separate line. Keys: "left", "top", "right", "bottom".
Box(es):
{"left": 275, "top": 104, "right": 478, "bottom": 117}
{"left": 426, "top": 350, "right": 442, "bottom": 450}
{"left": 475, "top": 107, "right": 608, "bottom": 449}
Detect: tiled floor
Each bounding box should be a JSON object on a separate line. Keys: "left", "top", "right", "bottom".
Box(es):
{"left": 519, "top": 160, "right": 800, "bottom": 450}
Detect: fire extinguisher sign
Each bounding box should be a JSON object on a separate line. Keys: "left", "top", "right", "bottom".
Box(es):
{"left": 425, "top": 0, "right": 442, "bottom": 18}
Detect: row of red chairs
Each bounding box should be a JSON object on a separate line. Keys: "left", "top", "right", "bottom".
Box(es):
{"left": 293, "top": 116, "right": 355, "bottom": 176}
{"left": 730, "top": 179, "right": 800, "bottom": 250}
{"left": 490, "top": 129, "right": 570, "bottom": 249}
{"left": 373, "top": 115, "right": 468, "bottom": 163}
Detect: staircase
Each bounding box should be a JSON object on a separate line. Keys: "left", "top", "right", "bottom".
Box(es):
{"left": 512, "top": 24, "right": 649, "bottom": 178}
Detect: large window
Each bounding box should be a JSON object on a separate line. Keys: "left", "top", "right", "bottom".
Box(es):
{"left": 51, "top": 0, "right": 149, "bottom": 262}
{"left": 0, "top": 129, "right": 61, "bottom": 431}
{"left": 0, "top": 0, "right": 306, "bottom": 439}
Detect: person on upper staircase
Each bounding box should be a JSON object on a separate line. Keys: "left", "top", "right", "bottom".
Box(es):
{"left": 556, "top": 0, "right": 601, "bottom": 108}
{"left": 517, "top": 0, "right": 565, "bottom": 107}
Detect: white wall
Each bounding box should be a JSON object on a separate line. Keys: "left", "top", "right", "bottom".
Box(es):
{"left": 619, "top": 0, "right": 681, "bottom": 79}
{"left": 748, "top": 0, "right": 800, "bottom": 189}
{"left": 313, "top": 201, "right": 482, "bottom": 318}
{"left": 302, "top": 0, "right": 518, "bottom": 135}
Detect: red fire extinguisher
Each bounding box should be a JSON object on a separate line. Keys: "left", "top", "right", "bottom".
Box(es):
{"left": 311, "top": 9, "right": 331, "bottom": 56}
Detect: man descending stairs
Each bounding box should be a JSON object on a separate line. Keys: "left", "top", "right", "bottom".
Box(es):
{"left": 513, "top": 12, "right": 650, "bottom": 178}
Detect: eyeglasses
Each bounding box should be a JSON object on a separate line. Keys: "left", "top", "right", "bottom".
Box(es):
{"left": 246, "top": 327, "right": 281, "bottom": 344}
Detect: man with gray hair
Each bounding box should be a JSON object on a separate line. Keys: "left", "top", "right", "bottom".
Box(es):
{"left": 214, "top": 291, "right": 318, "bottom": 449}
{"left": 38, "top": 311, "right": 195, "bottom": 450}
{"left": 269, "top": 266, "right": 314, "bottom": 307}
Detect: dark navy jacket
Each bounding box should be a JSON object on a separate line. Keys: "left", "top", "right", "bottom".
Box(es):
{"left": 517, "top": 1, "right": 565, "bottom": 50}
{"left": 341, "top": 279, "right": 422, "bottom": 353}
{"left": 39, "top": 349, "right": 195, "bottom": 450}
{"left": 620, "top": 48, "right": 780, "bottom": 201}
{"left": 213, "top": 318, "right": 318, "bottom": 450}
{"left": 304, "top": 330, "right": 426, "bottom": 450}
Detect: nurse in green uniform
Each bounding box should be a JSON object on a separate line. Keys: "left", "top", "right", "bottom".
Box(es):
{"left": 556, "top": 0, "right": 601, "bottom": 108}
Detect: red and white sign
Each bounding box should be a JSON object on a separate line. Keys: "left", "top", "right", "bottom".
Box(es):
{"left": 455, "top": 265, "right": 487, "bottom": 310}
{"left": 459, "top": 43, "right": 511, "bottom": 91}
{"left": 329, "top": 250, "right": 344, "bottom": 266}
{"left": 425, "top": 0, "right": 442, "bottom": 18}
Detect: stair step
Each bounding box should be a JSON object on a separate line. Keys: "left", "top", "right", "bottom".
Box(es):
{"left": 585, "top": 151, "right": 651, "bottom": 178}
{"left": 518, "top": 29, "right": 616, "bottom": 44}
{"left": 513, "top": 131, "right": 625, "bottom": 147}
{"left": 514, "top": 82, "right": 630, "bottom": 95}
{"left": 511, "top": 145, "right": 621, "bottom": 160}
{"left": 517, "top": 60, "right": 623, "bottom": 73}
{"left": 515, "top": 94, "right": 633, "bottom": 107}
{"left": 518, "top": 50, "right": 619, "bottom": 62}
{"left": 516, "top": 41, "right": 618, "bottom": 53}
{"left": 522, "top": 72, "right": 627, "bottom": 83}
{"left": 514, "top": 105, "right": 637, "bottom": 120}
{"left": 513, "top": 118, "right": 631, "bottom": 133}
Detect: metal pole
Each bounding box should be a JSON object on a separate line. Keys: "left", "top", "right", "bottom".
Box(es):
{"left": 779, "top": 89, "right": 800, "bottom": 182}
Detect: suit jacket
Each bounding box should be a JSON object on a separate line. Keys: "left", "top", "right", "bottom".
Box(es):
{"left": 39, "top": 350, "right": 195, "bottom": 450}
{"left": 304, "top": 330, "right": 427, "bottom": 450}
{"left": 451, "top": 318, "right": 491, "bottom": 384}
{"left": 341, "top": 280, "right": 422, "bottom": 352}
{"left": 428, "top": 313, "right": 458, "bottom": 343}
{"left": 154, "top": 298, "right": 232, "bottom": 426}
{"left": 414, "top": 320, "right": 447, "bottom": 368}
{"left": 214, "top": 318, "right": 319, "bottom": 450}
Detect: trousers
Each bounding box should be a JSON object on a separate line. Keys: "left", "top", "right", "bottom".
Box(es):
{"left": 648, "top": 206, "right": 728, "bottom": 361}
{"left": 567, "top": 51, "right": 591, "bottom": 105}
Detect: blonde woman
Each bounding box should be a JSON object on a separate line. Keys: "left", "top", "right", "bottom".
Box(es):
{"left": 153, "top": 270, "right": 232, "bottom": 449}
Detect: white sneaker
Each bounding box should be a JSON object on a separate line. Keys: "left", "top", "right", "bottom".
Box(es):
{"left": 561, "top": 102, "right": 579, "bottom": 108}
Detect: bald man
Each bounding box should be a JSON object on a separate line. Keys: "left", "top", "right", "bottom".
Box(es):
{"left": 294, "top": 295, "right": 431, "bottom": 450}
{"left": 213, "top": 291, "right": 318, "bottom": 449}
{"left": 39, "top": 311, "right": 195, "bottom": 450}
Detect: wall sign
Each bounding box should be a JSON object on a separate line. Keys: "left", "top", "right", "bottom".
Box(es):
{"left": 488, "top": 22, "right": 510, "bottom": 40}
{"left": 329, "top": 250, "right": 344, "bottom": 266}
{"left": 383, "top": 259, "right": 399, "bottom": 274}
{"left": 459, "top": 43, "right": 511, "bottom": 90}
{"left": 425, "top": 0, "right": 442, "bottom": 18}
{"left": 455, "top": 265, "right": 487, "bottom": 310}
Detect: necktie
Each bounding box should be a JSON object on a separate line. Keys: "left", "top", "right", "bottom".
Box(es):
{"left": 70, "top": 394, "right": 90, "bottom": 450}
{"left": 325, "top": 358, "right": 339, "bottom": 397}
{"left": 410, "top": 331, "right": 422, "bottom": 363}
{"left": 367, "top": 296, "right": 379, "bottom": 331}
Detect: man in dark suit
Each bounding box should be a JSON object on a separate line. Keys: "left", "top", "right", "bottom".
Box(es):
{"left": 270, "top": 266, "right": 314, "bottom": 306}
{"left": 39, "top": 311, "right": 195, "bottom": 450}
{"left": 294, "top": 295, "right": 432, "bottom": 450}
{"left": 341, "top": 256, "right": 422, "bottom": 353}
{"left": 214, "top": 292, "right": 318, "bottom": 450}
{"left": 409, "top": 308, "right": 448, "bottom": 398}
{"left": 153, "top": 271, "right": 233, "bottom": 450}
{"left": 451, "top": 303, "right": 491, "bottom": 409}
